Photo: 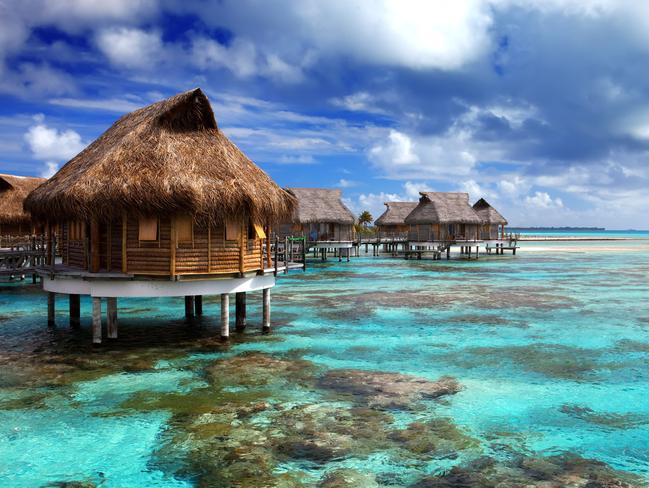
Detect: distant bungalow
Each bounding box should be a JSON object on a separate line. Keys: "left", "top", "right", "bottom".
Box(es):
{"left": 0, "top": 173, "right": 45, "bottom": 244}
{"left": 405, "top": 192, "right": 483, "bottom": 243}
{"left": 280, "top": 188, "right": 355, "bottom": 260}
{"left": 473, "top": 198, "right": 508, "bottom": 240}
{"left": 25, "top": 88, "right": 296, "bottom": 343}
{"left": 374, "top": 202, "right": 417, "bottom": 239}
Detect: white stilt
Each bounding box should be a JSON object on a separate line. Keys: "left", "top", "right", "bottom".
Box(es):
{"left": 220, "top": 293, "right": 230, "bottom": 340}
{"left": 92, "top": 297, "right": 102, "bottom": 344}
{"left": 262, "top": 287, "right": 271, "bottom": 332}
{"left": 107, "top": 297, "right": 118, "bottom": 339}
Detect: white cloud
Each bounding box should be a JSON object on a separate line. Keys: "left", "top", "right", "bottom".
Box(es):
{"left": 95, "top": 27, "right": 163, "bottom": 69}
{"left": 24, "top": 115, "right": 85, "bottom": 177}
{"left": 330, "top": 92, "right": 385, "bottom": 114}
{"left": 402, "top": 181, "right": 433, "bottom": 199}
{"left": 524, "top": 191, "right": 564, "bottom": 209}
{"left": 275, "top": 154, "right": 316, "bottom": 164}
{"left": 208, "top": 1, "right": 494, "bottom": 71}
{"left": 49, "top": 97, "right": 143, "bottom": 113}
{"left": 368, "top": 129, "right": 479, "bottom": 179}
{"left": 335, "top": 178, "right": 357, "bottom": 188}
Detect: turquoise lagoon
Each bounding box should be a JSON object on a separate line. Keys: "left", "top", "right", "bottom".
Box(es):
{"left": 1, "top": 238, "right": 649, "bottom": 486}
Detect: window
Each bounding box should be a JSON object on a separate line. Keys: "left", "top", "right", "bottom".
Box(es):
{"left": 225, "top": 219, "right": 239, "bottom": 241}
{"left": 139, "top": 217, "right": 158, "bottom": 241}
{"left": 176, "top": 215, "right": 193, "bottom": 243}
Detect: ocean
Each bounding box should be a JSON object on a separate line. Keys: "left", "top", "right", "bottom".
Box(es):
{"left": 1, "top": 236, "right": 649, "bottom": 486}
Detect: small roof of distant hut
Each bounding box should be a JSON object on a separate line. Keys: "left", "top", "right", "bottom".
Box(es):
{"left": 472, "top": 198, "right": 508, "bottom": 225}
{"left": 24, "top": 88, "right": 295, "bottom": 224}
{"left": 375, "top": 202, "right": 418, "bottom": 226}
{"left": 0, "top": 173, "right": 45, "bottom": 224}
{"left": 286, "top": 188, "right": 355, "bottom": 224}
{"left": 404, "top": 192, "right": 482, "bottom": 224}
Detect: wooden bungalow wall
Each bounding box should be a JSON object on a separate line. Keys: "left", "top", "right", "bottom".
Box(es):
{"left": 408, "top": 224, "right": 481, "bottom": 242}
{"left": 61, "top": 218, "right": 263, "bottom": 275}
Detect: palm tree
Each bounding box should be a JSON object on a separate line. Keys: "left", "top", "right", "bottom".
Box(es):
{"left": 358, "top": 210, "right": 373, "bottom": 227}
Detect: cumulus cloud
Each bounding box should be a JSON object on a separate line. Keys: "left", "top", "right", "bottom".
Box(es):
{"left": 203, "top": 0, "right": 494, "bottom": 71}
{"left": 95, "top": 27, "right": 163, "bottom": 69}
{"left": 24, "top": 115, "right": 85, "bottom": 177}
{"left": 524, "top": 191, "right": 564, "bottom": 209}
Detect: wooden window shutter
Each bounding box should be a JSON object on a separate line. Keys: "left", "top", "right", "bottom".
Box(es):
{"left": 139, "top": 217, "right": 158, "bottom": 241}
{"left": 176, "top": 215, "right": 193, "bottom": 243}
{"left": 225, "top": 219, "right": 239, "bottom": 241}
{"left": 254, "top": 223, "right": 266, "bottom": 239}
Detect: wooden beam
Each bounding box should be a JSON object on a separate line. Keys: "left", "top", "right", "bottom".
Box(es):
{"left": 107, "top": 221, "right": 112, "bottom": 271}
{"left": 221, "top": 293, "right": 230, "bottom": 340}
{"left": 107, "top": 297, "right": 117, "bottom": 339}
{"left": 92, "top": 297, "right": 102, "bottom": 344}
{"left": 170, "top": 217, "right": 177, "bottom": 278}
{"left": 207, "top": 224, "right": 212, "bottom": 272}
{"left": 266, "top": 225, "right": 272, "bottom": 268}
{"left": 121, "top": 214, "right": 128, "bottom": 273}
{"left": 90, "top": 219, "right": 100, "bottom": 272}
{"left": 239, "top": 219, "right": 245, "bottom": 276}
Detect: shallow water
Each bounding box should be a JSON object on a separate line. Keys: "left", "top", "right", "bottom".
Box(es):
{"left": 1, "top": 240, "right": 649, "bottom": 487}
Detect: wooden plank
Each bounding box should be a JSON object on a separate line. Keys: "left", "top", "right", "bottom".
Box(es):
{"left": 121, "top": 214, "right": 127, "bottom": 273}
{"left": 170, "top": 216, "right": 176, "bottom": 278}
{"left": 90, "top": 219, "right": 100, "bottom": 272}
{"left": 239, "top": 219, "right": 245, "bottom": 276}
{"left": 266, "top": 226, "right": 271, "bottom": 268}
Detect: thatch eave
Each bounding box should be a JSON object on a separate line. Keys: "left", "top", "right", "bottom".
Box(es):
{"left": 24, "top": 88, "right": 295, "bottom": 225}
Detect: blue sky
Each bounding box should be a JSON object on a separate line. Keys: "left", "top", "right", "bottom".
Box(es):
{"left": 1, "top": 1, "right": 649, "bottom": 229}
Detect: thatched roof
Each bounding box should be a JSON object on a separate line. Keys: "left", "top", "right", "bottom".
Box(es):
{"left": 0, "top": 174, "right": 45, "bottom": 224}
{"left": 286, "top": 188, "right": 355, "bottom": 224}
{"left": 375, "top": 202, "right": 417, "bottom": 226}
{"left": 404, "top": 192, "right": 482, "bottom": 224}
{"left": 473, "top": 198, "right": 508, "bottom": 225}
{"left": 24, "top": 88, "right": 295, "bottom": 224}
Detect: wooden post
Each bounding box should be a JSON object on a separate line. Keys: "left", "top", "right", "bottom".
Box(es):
{"left": 185, "top": 296, "right": 195, "bottom": 319}
{"left": 92, "top": 297, "right": 102, "bottom": 344}
{"left": 265, "top": 226, "right": 272, "bottom": 269}
{"left": 90, "top": 219, "right": 100, "bottom": 272}
{"left": 47, "top": 292, "right": 55, "bottom": 327}
{"left": 239, "top": 221, "right": 245, "bottom": 276}
{"left": 262, "top": 287, "right": 270, "bottom": 333}
{"left": 69, "top": 294, "right": 80, "bottom": 328}
{"left": 284, "top": 236, "right": 289, "bottom": 273}
{"left": 107, "top": 297, "right": 117, "bottom": 339}
{"left": 274, "top": 236, "right": 279, "bottom": 276}
{"left": 235, "top": 292, "right": 246, "bottom": 331}
{"left": 220, "top": 293, "right": 230, "bottom": 340}
{"left": 170, "top": 217, "right": 177, "bottom": 278}
{"left": 207, "top": 224, "right": 212, "bottom": 272}
{"left": 194, "top": 295, "right": 203, "bottom": 316}
{"left": 121, "top": 214, "right": 128, "bottom": 273}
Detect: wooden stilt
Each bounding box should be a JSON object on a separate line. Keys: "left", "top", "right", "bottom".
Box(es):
{"left": 47, "top": 292, "right": 56, "bottom": 327}
{"left": 92, "top": 297, "right": 102, "bottom": 344}
{"left": 107, "top": 297, "right": 118, "bottom": 339}
{"left": 262, "top": 287, "right": 271, "bottom": 333}
{"left": 185, "top": 296, "right": 195, "bottom": 319}
{"left": 69, "top": 294, "right": 80, "bottom": 328}
{"left": 235, "top": 292, "right": 247, "bottom": 331}
{"left": 220, "top": 294, "right": 230, "bottom": 340}
{"left": 194, "top": 295, "right": 203, "bottom": 316}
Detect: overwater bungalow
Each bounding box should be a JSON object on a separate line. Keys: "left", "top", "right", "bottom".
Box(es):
{"left": 24, "top": 88, "right": 296, "bottom": 343}
{"left": 280, "top": 188, "right": 355, "bottom": 260}
{"left": 405, "top": 192, "right": 483, "bottom": 243}
{"left": 473, "top": 198, "right": 508, "bottom": 240}
{"left": 0, "top": 173, "right": 45, "bottom": 246}
{"left": 374, "top": 202, "right": 417, "bottom": 239}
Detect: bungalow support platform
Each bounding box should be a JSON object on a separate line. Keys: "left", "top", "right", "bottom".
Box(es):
{"left": 39, "top": 268, "right": 276, "bottom": 344}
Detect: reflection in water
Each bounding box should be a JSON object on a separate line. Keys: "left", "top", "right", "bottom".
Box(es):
{"left": 1, "top": 241, "right": 649, "bottom": 486}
